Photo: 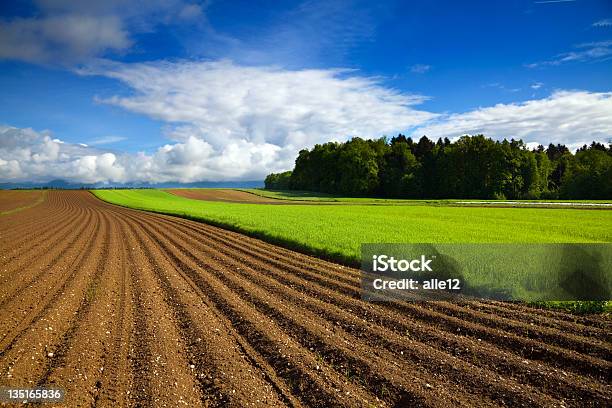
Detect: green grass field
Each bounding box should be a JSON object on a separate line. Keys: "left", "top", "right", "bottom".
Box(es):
{"left": 93, "top": 189, "right": 612, "bottom": 265}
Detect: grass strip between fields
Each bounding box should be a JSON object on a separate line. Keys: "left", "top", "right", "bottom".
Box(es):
{"left": 242, "top": 189, "right": 612, "bottom": 207}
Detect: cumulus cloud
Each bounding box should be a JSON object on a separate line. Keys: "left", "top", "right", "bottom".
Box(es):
{"left": 0, "top": 125, "right": 286, "bottom": 183}
{"left": 0, "top": 126, "right": 124, "bottom": 183}
{"left": 90, "top": 60, "right": 434, "bottom": 146}
{"left": 0, "top": 0, "right": 204, "bottom": 64}
{"left": 86, "top": 60, "right": 435, "bottom": 177}
{"left": 412, "top": 91, "right": 612, "bottom": 150}
{"left": 1, "top": 60, "right": 436, "bottom": 183}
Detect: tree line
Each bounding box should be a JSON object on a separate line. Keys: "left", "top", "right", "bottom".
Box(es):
{"left": 264, "top": 135, "right": 612, "bottom": 199}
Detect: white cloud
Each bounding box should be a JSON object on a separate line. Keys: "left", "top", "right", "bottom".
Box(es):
{"left": 412, "top": 91, "right": 612, "bottom": 151}
{"left": 0, "top": 125, "right": 289, "bottom": 183}
{"left": 87, "top": 59, "right": 435, "bottom": 177}
{"left": 592, "top": 19, "right": 612, "bottom": 27}
{"left": 530, "top": 82, "right": 543, "bottom": 90}
{"left": 0, "top": 126, "right": 124, "bottom": 183}
{"left": 410, "top": 64, "right": 431, "bottom": 74}
{"left": 0, "top": 15, "right": 131, "bottom": 63}
{"left": 0, "top": 0, "right": 204, "bottom": 64}
{"left": 527, "top": 40, "right": 612, "bottom": 67}
{"left": 91, "top": 60, "right": 433, "bottom": 143}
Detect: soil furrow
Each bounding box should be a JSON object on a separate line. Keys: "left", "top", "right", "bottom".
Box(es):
{"left": 149, "top": 215, "right": 611, "bottom": 378}
{"left": 141, "top": 212, "right": 611, "bottom": 401}
{"left": 0, "top": 206, "right": 100, "bottom": 357}
{"left": 118, "top": 211, "right": 292, "bottom": 407}
{"left": 94, "top": 216, "right": 134, "bottom": 407}
{"left": 0, "top": 205, "right": 103, "bottom": 387}
{"left": 135, "top": 212, "right": 606, "bottom": 406}
{"left": 169, "top": 215, "right": 611, "bottom": 335}
{"left": 0, "top": 205, "right": 86, "bottom": 287}
{"left": 126, "top": 212, "right": 490, "bottom": 407}
{"left": 119, "top": 210, "right": 382, "bottom": 407}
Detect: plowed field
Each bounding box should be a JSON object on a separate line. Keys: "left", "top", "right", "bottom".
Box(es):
{"left": 0, "top": 191, "right": 610, "bottom": 407}
{"left": 167, "top": 189, "right": 291, "bottom": 204}
{"left": 0, "top": 190, "right": 44, "bottom": 213}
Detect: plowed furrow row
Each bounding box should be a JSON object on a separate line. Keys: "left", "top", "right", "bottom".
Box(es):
{"left": 94, "top": 217, "right": 133, "bottom": 407}
{"left": 0, "top": 193, "right": 73, "bottom": 249}
{"left": 118, "top": 212, "right": 292, "bottom": 407}
{"left": 0, "top": 193, "right": 68, "bottom": 233}
{"left": 118, "top": 218, "right": 204, "bottom": 408}
{"left": 162, "top": 214, "right": 361, "bottom": 284}
{"left": 146, "top": 215, "right": 608, "bottom": 396}
{"left": 453, "top": 301, "right": 611, "bottom": 337}
{"left": 420, "top": 302, "right": 610, "bottom": 358}
{"left": 0, "top": 192, "right": 72, "bottom": 242}
{"left": 0, "top": 205, "right": 86, "bottom": 286}
{"left": 0, "top": 207, "right": 100, "bottom": 357}
{"left": 0, "top": 191, "right": 43, "bottom": 213}
{"left": 0, "top": 207, "right": 103, "bottom": 386}
{"left": 35, "top": 211, "right": 113, "bottom": 405}
{"left": 482, "top": 299, "right": 612, "bottom": 330}
{"left": 122, "top": 210, "right": 382, "bottom": 407}
{"left": 183, "top": 234, "right": 609, "bottom": 405}
{"left": 134, "top": 211, "right": 560, "bottom": 407}
{"left": 0, "top": 193, "right": 69, "bottom": 240}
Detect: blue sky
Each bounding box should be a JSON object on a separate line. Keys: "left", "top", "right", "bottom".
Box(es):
{"left": 0, "top": 0, "right": 611, "bottom": 183}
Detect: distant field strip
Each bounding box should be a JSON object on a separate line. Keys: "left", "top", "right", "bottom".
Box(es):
{"left": 93, "top": 190, "right": 612, "bottom": 264}
{"left": 168, "top": 188, "right": 298, "bottom": 204}
{"left": 245, "top": 189, "right": 612, "bottom": 206}
{"left": 457, "top": 201, "right": 612, "bottom": 207}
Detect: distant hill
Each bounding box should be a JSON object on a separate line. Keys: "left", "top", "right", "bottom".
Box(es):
{"left": 0, "top": 179, "right": 264, "bottom": 190}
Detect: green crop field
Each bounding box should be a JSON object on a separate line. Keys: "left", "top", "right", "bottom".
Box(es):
{"left": 93, "top": 189, "right": 612, "bottom": 264}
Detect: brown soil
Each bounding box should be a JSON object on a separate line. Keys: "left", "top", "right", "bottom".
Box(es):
{"left": 0, "top": 190, "right": 610, "bottom": 407}
{"left": 0, "top": 190, "right": 45, "bottom": 213}
{"left": 167, "top": 189, "right": 290, "bottom": 204}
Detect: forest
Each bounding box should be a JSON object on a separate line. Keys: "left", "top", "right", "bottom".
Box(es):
{"left": 265, "top": 135, "right": 612, "bottom": 199}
